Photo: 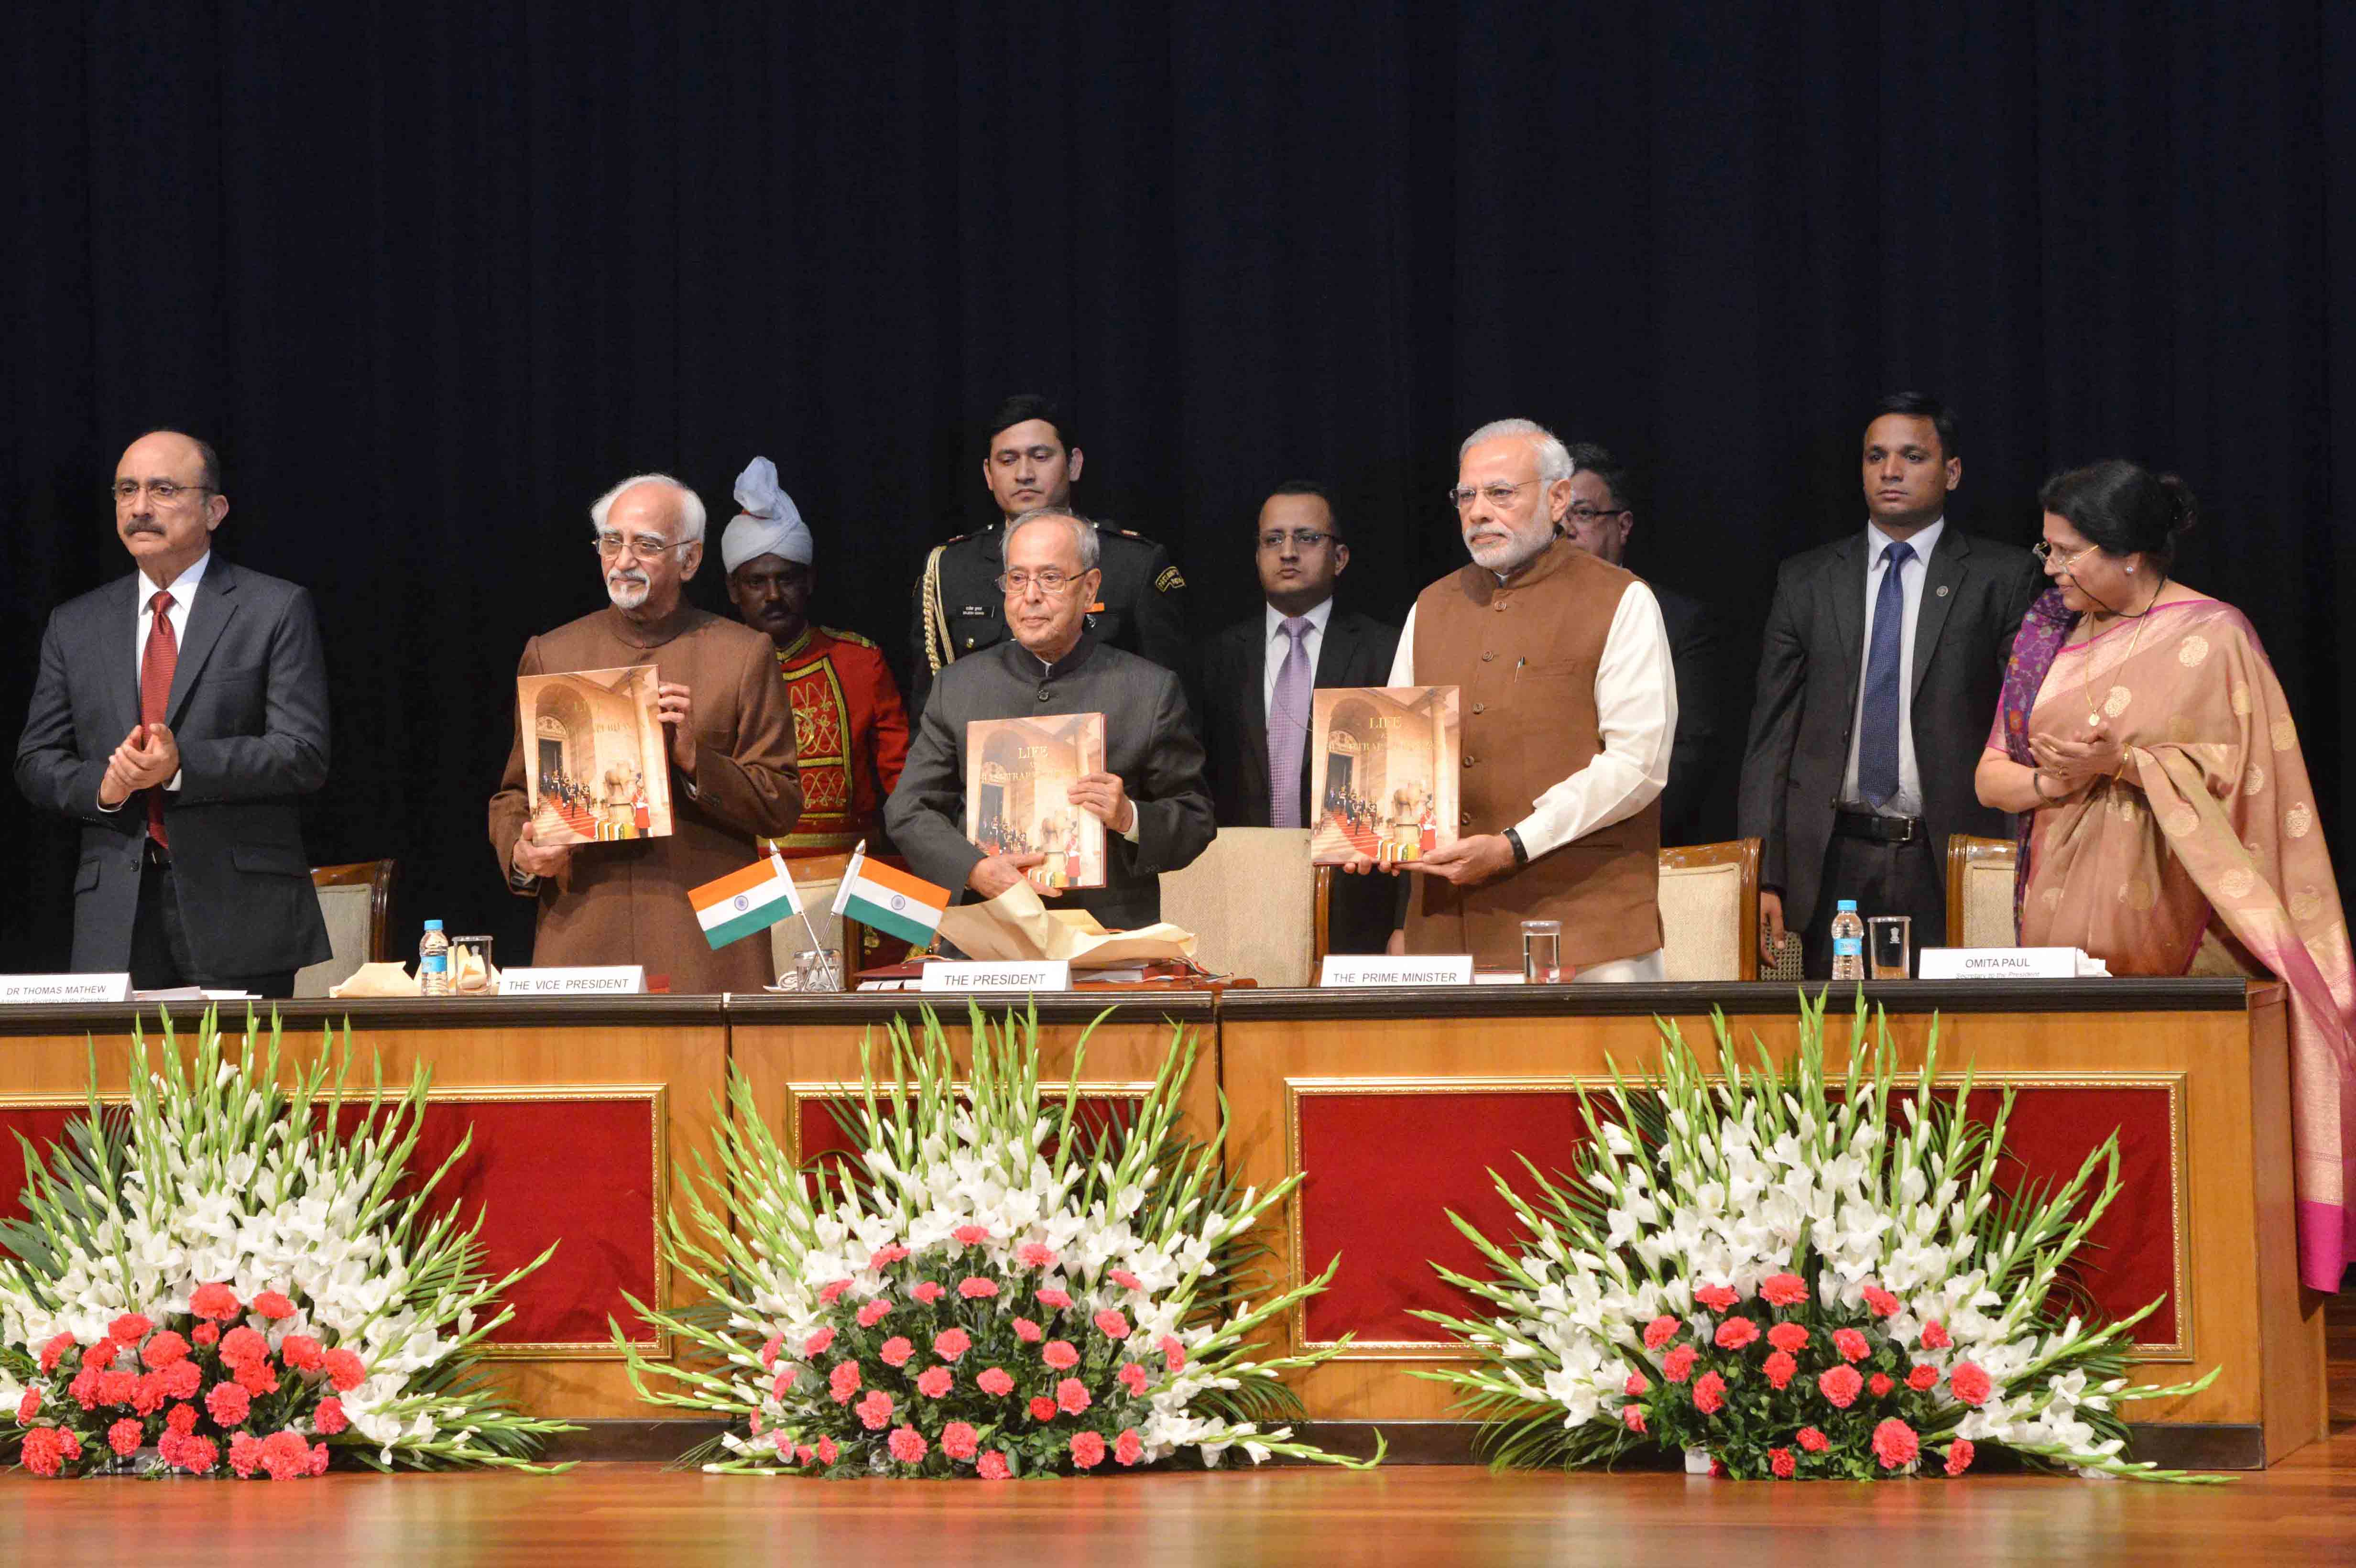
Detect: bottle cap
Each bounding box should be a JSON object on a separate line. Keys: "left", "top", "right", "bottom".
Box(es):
{"left": 1836, "top": 900, "right": 1858, "bottom": 912}
{"left": 424, "top": 919, "right": 445, "bottom": 931}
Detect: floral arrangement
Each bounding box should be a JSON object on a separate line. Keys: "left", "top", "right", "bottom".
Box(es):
{"left": 0, "top": 1008, "right": 571, "bottom": 1478}
{"left": 1416, "top": 992, "right": 2221, "bottom": 1482}
{"left": 619, "top": 1004, "right": 1377, "bottom": 1477}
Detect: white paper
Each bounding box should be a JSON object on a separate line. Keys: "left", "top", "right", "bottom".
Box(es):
{"left": 1319, "top": 955, "right": 1474, "bottom": 987}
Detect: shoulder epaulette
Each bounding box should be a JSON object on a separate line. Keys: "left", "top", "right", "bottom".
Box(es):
{"left": 820, "top": 626, "right": 879, "bottom": 649}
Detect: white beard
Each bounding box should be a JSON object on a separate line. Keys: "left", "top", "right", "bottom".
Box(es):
{"left": 1465, "top": 517, "right": 1553, "bottom": 575}
{"left": 606, "top": 571, "right": 650, "bottom": 610}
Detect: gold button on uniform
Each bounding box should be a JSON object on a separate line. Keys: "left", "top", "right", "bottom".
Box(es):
{"left": 1463, "top": 755, "right": 1476, "bottom": 768}
{"left": 1481, "top": 651, "right": 1496, "bottom": 662}
{"left": 1472, "top": 702, "right": 1485, "bottom": 714}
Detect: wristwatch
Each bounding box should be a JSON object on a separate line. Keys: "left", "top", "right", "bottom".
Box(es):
{"left": 1503, "top": 827, "right": 1529, "bottom": 867}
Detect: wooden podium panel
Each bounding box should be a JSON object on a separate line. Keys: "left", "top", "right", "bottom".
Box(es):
{"left": 1220, "top": 979, "right": 2326, "bottom": 1467}
{"left": 0, "top": 996, "right": 727, "bottom": 1420}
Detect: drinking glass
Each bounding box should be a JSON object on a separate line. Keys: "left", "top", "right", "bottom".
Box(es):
{"left": 1867, "top": 916, "right": 1911, "bottom": 980}
{"left": 794, "top": 948, "right": 843, "bottom": 993}
{"left": 450, "top": 935, "right": 495, "bottom": 994}
{"left": 1522, "top": 920, "right": 1563, "bottom": 984}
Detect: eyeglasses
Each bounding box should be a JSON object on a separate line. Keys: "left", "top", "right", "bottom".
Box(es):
{"left": 995, "top": 568, "right": 1086, "bottom": 596}
{"left": 1566, "top": 505, "right": 1629, "bottom": 524}
{"left": 2032, "top": 540, "right": 2099, "bottom": 571}
{"left": 594, "top": 532, "right": 694, "bottom": 560}
{"left": 1257, "top": 529, "right": 1336, "bottom": 551}
{"left": 1447, "top": 480, "right": 1543, "bottom": 511}
{"left": 111, "top": 480, "right": 210, "bottom": 505}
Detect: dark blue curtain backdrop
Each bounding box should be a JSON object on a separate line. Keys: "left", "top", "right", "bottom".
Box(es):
{"left": 6, "top": 2, "right": 2353, "bottom": 969}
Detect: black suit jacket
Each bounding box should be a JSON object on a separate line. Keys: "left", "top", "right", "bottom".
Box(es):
{"left": 1736, "top": 525, "right": 2042, "bottom": 940}
{"left": 1652, "top": 584, "right": 1726, "bottom": 847}
{"left": 1198, "top": 605, "right": 1401, "bottom": 954}
{"left": 15, "top": 557, "right": 334, "bottom": 975}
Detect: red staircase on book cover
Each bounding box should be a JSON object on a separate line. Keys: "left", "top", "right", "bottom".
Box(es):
{"left": 535, "top": 800, "right": 600, "bottom": 841}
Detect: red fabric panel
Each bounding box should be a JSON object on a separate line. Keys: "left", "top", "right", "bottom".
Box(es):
{"left": 1296, "top": 1085, "right": 2180, "bottom": 1348}
{"left": 796, "top": 1095, "right": 1142, "bottom": 1165}
{"left": 0, "top": 1100, "right": 656, "bottom": 1348}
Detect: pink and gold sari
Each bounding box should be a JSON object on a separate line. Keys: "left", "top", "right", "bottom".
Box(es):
{"left": 1993, "top": 590, "right": 2356, "bottom": 1290}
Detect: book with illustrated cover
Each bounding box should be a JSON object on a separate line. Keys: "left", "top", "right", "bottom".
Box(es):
{"left": 1305, "top": 686, "right": 1461, "bottom": 868}
{"left": 965, "top": 712, "right": 1108, "bottom": 890}
{"left": 516, "top": 664, "right": 674, "bottom": 845}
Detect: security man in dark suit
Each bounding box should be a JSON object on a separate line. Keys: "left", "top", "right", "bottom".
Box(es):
{"left": 909, "top": 394, "right": 1189, "bottom": 716}
{"left": 1738, "top": 393, "right": 2043, "bottom": 976}
{"left": 15, "top": 430, "right": 331, "bottom": 995}
{"left": 1197, "top": 481, "right": 1400, "bottom": 954}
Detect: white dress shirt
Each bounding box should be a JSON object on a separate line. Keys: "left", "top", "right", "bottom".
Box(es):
{"left": 98, "top": 550, "right": 210, "bottom": 807}
{"left": 1838, "top": 518, "right": 1943, "bottom": 817}
{"left": 1388, "top": 577, "right": 1676, "bottom": 861}
{"left": 1261, "top": 596, "right": 1334, "bottom": 714}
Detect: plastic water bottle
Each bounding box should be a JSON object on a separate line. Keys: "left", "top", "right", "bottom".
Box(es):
{"left": 1829, "top": 900, "right": 1865, "bottom": 981}
{"left": 419, "top": 919, "right": 452, "bottom": 996}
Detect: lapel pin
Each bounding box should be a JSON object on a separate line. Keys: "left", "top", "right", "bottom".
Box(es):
{"left": 1936, "top": 584, "right": 1951, "bottom": 597}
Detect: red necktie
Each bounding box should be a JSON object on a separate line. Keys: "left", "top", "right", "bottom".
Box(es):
{"left": 142, "top": 589, "right": 177, "bottom": 849}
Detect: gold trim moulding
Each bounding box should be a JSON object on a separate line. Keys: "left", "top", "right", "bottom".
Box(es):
{"left": 1278, "top": 1073, "right": 2192, "bottom": 1364}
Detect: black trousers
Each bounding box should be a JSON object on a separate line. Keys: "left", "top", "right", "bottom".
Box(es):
{"left": 1801, "top": 829, "right": 1945, "bottom": 980}
{"left": 129, "top": 845, "right": 298, "bottom": 999}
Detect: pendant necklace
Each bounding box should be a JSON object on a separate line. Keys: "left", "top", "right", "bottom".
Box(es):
{"left": 2078, "top": 573, "right": 2167, "bottom": 728}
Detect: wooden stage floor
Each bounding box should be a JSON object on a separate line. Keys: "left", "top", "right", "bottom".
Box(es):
{"left": 6, "top": 1298, "right": 2356, "bottom": 1567}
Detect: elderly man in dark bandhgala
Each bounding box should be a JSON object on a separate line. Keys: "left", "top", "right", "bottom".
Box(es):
{"left": 887, "top": 507, "right": 1215, "bottom": 931}
{"left": 489, "top": 473, "right": 802, "bottom": 991}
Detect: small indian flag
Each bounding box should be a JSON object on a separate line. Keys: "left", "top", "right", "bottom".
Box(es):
{"left": 831, "top": 843, "right": 949, "bottom": 947}
{"left": 688, "top": 853, "right": 805, "bottom": 950}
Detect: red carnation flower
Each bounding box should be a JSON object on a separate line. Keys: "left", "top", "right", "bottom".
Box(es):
{"left": 856, "top": 1299, "right": 892, "bottom": 1329}
{"left": 235, "top": 1358, "right": 280, "bottom": 1396}
{"left": 1769, "top": 1446, "right": 1796, "bottom": 1479}
{"left": 1642, "top": 1315, "right": 1680, "bottom": 1351}
{"left": 879, "top": 1336, "right": 915, "bottom": 1368}
{"left": 1029, "top": 1396, "right": 1057, "bottom": 1422}
{"left": 1714, "top": 1317, "right": 1760, "bottom": 1350}
{"left": 1907, "top": 1363, "right": 1941, "bottom": 1392}
{"left": 1036, "top": 1287, "right": 1073, "bottom": 1311}
{"left": 1070, "top": 1430, "right": 1107, "bottom": 1469}
{"left": 190, "top": 1283, "right": 240, "bottom": 1321}
{"left": 829, "top": 1361, "right": 862, "bottom": 1403}
{"left": 1093, "top": 1308, "right": 1132, "bottom": 1340}
{"left": 1767, "top": 1321, "right": 1810, "bottom": 1354}
{"left": 314, "top": 1397, "right": 349, "bottom": 1436}
{"left": 1108, "top": 1269, "right": 1143, "bottom": 1291}
{"left": 977, "top": 1366, "right": 1015, "bottom": 1397}
{"left": 977, "top": 1450, "right": 1012, "bottom": 1480}
{"left": 1693, "top": 1284, "right": 1739, "bottom": 1312}
{"left": 259, "top": 1428, "right": 312, "bottom": 1481}
{"left": 1115, "top": 1427, "right": 1145, "bottom": 1465}
{"left": 803, "top": 1326, "right": 837, "bottom": 1357}
{"left": 193, "top": 1323, "right": 221, "bottom": 1348}
{"left": 758, "top": 1333, "right": 783, "bottom": 1369}
{"left": 1056, "top": 1377, "right": 1092, "bottom": 1416}
{"left": 132, "top": 1371, "right": 169, "bottom": 1416}
{"left": 321, "top": 1347, "right": 366, "bottom": 1394}
{"left": 228, "top": 1432, "right": 263, "bottom": 1478}
{"left": 1861, "top": 1285, "right": 1901, "bottom": 1318}
{"left": 143, "top": 1330, "right": 191, "bottom": 1370}
{"left": 1624, "top": 1370, "right": 1650, "bottom": 1397}
{"left": 958, "top": 1276, "right": 1000, "bottom": 1300}
{"left": 954, "top": 1224, "right": 990, "bottom": 1246}
{"left": 910, "top": 1281, "right": 944, "bottom": 1305}
{"left": 97, "top": 1370, "right": 136, "bottom": 1406}
{"left": 38, "top": 1332, "right": 76, "bottom": 1373}
{"left": 16, "top": 1388, "right": 40, "bottom": 1423}
{"left": 1692, "top": 1371, "right": 1728, "bottom": 1416}
{"left": 887, "top": 1424, "right": 928, "bottom": 1464}
{"left": 1919, "top": 1319, "right": 1951, "bottom": 1350}
{"left": 1763, "top": 1350, "right": 1798, "bottom": 1391}
{"left": 1817, "top": 1365, "right": 1864, "bottom": 1408}
{"left": 1012, "top": 1317, "right": 1045, "bottom": 1344}
{"left": 1944, "top": 1439, "right": 1976, "bottom": 1476}
{"left": 172, "top": 1435, "right": 219, "bottom": 1475}
{"left": 1042, "top": 1339, "right": 1080, "bottom": 1371}
{"left": 1949, "top": 1362, "right": 1993, "bottom": 1406}
{"left": 281, "top": 1335, "right": 324, "bottom": 1373}
{"left": 1831, "top": 1328, "right": 1871, "bottom": 1363}
{"left": 164, "top": 1360, "right": 202, "bottom": 1399}
{"left": 84, "top": 1339, "right": 120, "bottom": 1371}
{"left": 772, "top": 1369, "right": 797, "bottom": 1399}
{"left": 107, "top": 1417, "right": 144, "bottom": 1457}
{"left": 1621, "top": 1405, "right": 1647, "bottom": 1434}
{"left": 1796, "top": 1426, "right": 1830, "bottom": 1453}
{"left": 166, "top": 1402, "right": 200, "bottom": 1435}
{"left": 109, "top": 1313, "right": 154, "bottom": 1344}
{"left": 868, "top": 1244, "right": 909, "bottom": 1270}
{"left": 1662, "top": 1346, "right": 1698, "bottom": 1383}
{"left": 68, "top": 1366, "right": 102, "bottom": 1409}
{"left": 21, "top": 1426, "right": 82, "bottom": 1477}
{"left": 933, "top": 1328, "right": 972, "bottom": 1362}
{"left": 855, "top": 1389, "right": 895, "bottom": 1431}
{"left": 207, "top": 1382, "right": 252, "bottom": 1428}
{"left": 817, "top": 1280, "right": 851, "bottom": 1306}
{"left": 1017, "top": 1243, "right": 1057, "bottom": 1268}
{"left": 1871, "top": 1417, "right": 1920, "bottom": 1470}
{"left": 1760, "top": 1273, "right": 1809, "bottom": 1307}
{"left": 219, "top": 1327, "right": 269, "bottom": 1368}
{"left": 1119, "top": 1362, "right": 1150, "bottom": 1396}
{"left": 941, "top": 1421, "right": 981, "bottom": 1461}
{"left": 916, "top": 1367, "right": 952, "bottom": 1398}
{"left": 1159, "top": 1334, "right": 1187, "bottom": 1372}
{"left": 252, "top": 1291, "right": 296, "bottom": 1321}
{"left": 1869, "top": 1372, "right": 1895, "bottom": 1398}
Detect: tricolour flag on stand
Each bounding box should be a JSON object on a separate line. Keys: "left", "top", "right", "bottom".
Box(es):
{"left": 688, "top": 853, "right": 806, "bottom": 950}
{"left": 831, "top": 844, "right": 949, "bottom": 948}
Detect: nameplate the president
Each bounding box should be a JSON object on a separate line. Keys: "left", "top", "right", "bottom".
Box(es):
{"left": 920, "top": 961, "right": 1071, "bottom": 993}
{"left": 498, "top": 966, "right": 646, "bottom": 996}
{"left": 1319, "top": 956, "right": 1474, "bottom": 987}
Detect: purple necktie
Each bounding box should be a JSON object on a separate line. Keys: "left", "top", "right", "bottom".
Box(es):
{"left": 1267, "top": 616, "right": 1314, "bottom": 828}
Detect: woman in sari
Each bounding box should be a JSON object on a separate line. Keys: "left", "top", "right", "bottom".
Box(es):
{"left": 1975, "top": 459, "right": 2356, "bottom": 1291}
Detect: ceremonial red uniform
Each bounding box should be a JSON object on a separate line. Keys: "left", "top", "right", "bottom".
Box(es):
{"left": 758, "top": 625, "right": 910, "bottom": 859}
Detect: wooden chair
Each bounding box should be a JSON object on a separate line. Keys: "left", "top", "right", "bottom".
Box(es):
{"left": 295, "top": 860, "right": 397, "bottom": 998}
{"left": 1158, "top": 828, "right": 1318, "bottom": 986}
{"left": 1658, "top": 838, "right": 1760, "bottom": 982}
{"left": 1946, "top": 834, "right": 2019, "bottom": 947}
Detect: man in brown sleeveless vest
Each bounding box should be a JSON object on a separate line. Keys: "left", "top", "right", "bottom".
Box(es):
{"left": 1376, "top": 419, "right": 1676, "bottom": 979}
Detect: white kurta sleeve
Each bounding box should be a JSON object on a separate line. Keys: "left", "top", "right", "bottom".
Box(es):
{"left": 1388, "top": 604, "right": 1418, "bottom": 686}
{"left": 1510, "top": 581, "right": 1676, "bottom": 860}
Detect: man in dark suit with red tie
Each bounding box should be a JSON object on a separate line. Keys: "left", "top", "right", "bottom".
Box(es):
{"left": 15, "top": 430, "right": 331, "bottom": 995}
{"left": 1198, "top": 482, "right": 1401, "bottom": 954}
{"left": 1738, "top": 395, "right": 2042, "bottom": 977}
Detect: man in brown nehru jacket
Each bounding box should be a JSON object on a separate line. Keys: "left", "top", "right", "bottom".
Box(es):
{"left": 1371, "top": 418, "right": 1676, "bottom": 980}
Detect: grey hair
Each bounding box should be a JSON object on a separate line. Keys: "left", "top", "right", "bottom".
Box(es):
{"left": 588, "top": 473, "right": 707, "bottom": 545}
{"left": 1001, "top": 507, "right": 1101, "bottom": 572}
{"left": 1460, "top": 418, "right": 1576, "bottom": 485}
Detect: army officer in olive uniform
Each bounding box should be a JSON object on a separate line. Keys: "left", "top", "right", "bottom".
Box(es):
{"left": 909, "top": 393, "right": 1190, "bottom": 715}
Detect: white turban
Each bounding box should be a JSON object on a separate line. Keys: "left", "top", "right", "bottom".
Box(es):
{"left": 721, "top": 456, "right": 813, "bottom": 572}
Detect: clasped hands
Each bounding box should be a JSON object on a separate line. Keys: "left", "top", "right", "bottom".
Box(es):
{"left": 96, "top": 722, "right": 179, "bottom": 809}
{"left": 966, "top": 772, "right": 1133, "bottom": 900}
{"left": 1338, "top": 831, "right": 1517, "bottom": 888}
{"left": 2029, "top": 720, "right": 2127, "bottom": 799}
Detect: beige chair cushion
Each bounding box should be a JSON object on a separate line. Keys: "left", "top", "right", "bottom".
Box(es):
{"left": 1958, "top": 860, "right": 2019, "bottom": 947}
{"left": 1659, "top": 860, "right": 1743, "bottom": 982}
{"left": 294, "top": 882, "right": 377, "bottom": 998}
{"left": 1156, "top": 828, "right": 1315, "bottom": 987}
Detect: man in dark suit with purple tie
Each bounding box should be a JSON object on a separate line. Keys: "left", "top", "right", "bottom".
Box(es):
{"left": 1198, "top": 482, "right": 1401, "bottom": 955}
